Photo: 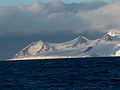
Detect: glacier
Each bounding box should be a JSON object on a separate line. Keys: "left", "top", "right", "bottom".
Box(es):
{"left": 9, "top": 31, "right": 120, "bottom": 60}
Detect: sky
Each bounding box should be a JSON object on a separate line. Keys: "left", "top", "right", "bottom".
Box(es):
{"left": 0, "top": 0, "right": 118, "bottom": 6}
{"left": 0, "top": 0, "right": 119, "bottom": 36}
{"left": 0, "top": 0, "right": 119, "bottom": 37}
{"left": 0, "top": 0, "right": 120, "bottom": 59}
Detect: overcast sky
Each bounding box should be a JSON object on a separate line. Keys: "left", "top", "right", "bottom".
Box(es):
{"left": 0, "top": 0, "right": 120, "bottom": 37}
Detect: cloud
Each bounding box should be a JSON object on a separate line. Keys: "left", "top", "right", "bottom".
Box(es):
{"left": 0, "top": 1, "right": 106, "bottom": 37}
{"left": 80, "top": 2, "right": 120, "bottom": 32}
{"left": 19, "top": 2, "right": 45, "bottom": 12}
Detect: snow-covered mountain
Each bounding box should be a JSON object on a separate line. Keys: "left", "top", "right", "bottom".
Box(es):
{"left": 10, "top": 31, "right": 120, "bottom": 60}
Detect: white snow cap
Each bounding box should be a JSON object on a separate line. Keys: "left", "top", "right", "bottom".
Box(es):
{"left": 116, "top": 50, "right": 120, "bottom": 56}
{"left": 107, "top": 30, "right": 120, "bottom": 37}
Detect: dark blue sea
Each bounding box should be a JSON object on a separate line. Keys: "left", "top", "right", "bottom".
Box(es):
{"left": 0, "top": 57, "right": 120, "bottom": 90}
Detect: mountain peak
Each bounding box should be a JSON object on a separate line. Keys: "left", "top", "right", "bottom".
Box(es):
{"left": 11, "top": 32, "right": 120, "bottom": 60}
{"left": 73, "top": 36, "right": 89, "bottom": 43}
{"left": 107, "top": 31, "right": 116, "bottom": 36}
{"left": 107, "top": 30, "right": 120, "bottom": 37}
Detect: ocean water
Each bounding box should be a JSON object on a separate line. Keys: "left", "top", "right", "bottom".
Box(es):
{"left": 0, "top": 57, "right": 120, "bottom": 90}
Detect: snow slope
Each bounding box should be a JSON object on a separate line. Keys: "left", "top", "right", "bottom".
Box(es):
{"left": 10, "top": 31, "right": 120, "bottom": 60}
